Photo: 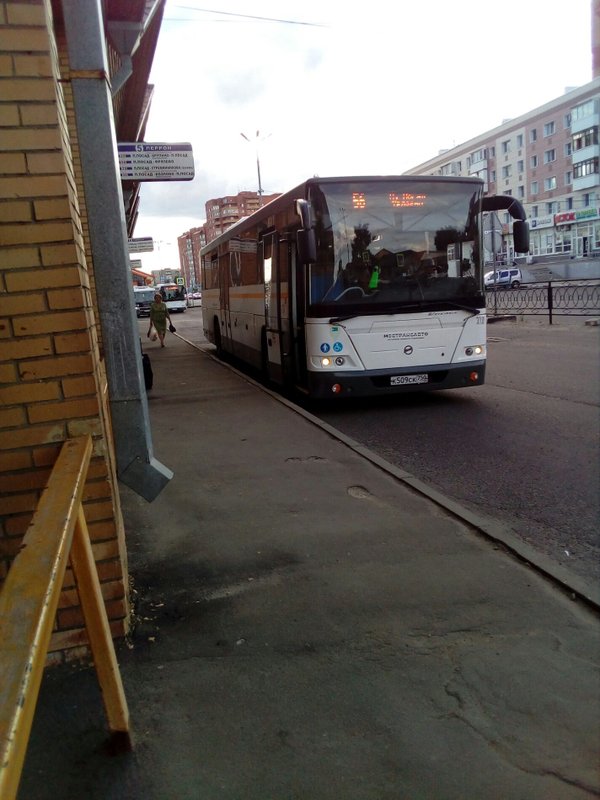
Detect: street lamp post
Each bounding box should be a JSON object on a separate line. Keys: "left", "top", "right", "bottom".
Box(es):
{"left": 240, "top": 130, "right": 269, "bottom": 199}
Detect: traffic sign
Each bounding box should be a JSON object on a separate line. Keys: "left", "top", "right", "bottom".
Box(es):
{"left": 128, "top": 237, "right": 154, "bottom": 253}
{"left": 118, "top": 142, "right": 195, "bottom": 182}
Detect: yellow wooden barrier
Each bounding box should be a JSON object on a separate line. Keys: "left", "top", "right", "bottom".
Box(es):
{"left": 0, "top": 435, "right": 131, "bottom": 800}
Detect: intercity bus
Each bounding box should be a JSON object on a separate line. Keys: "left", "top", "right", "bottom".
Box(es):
{"left": 200, "top": 175, "right": 529, "bottom": 398}
{"left": 155, "top": 282, "right": 187, "bottom": 313}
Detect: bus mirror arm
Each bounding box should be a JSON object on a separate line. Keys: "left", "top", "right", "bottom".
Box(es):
{"left": 476, "top": 195, "right": 530, "bottom": 254}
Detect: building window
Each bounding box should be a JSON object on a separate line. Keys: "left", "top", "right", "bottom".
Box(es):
{"left": 543, "top": 121, "right": 555, "bottom": 136}
{"left": 546, "top": 202, "right": 558, "bottom": 214}
{"left": 544, "top": 149, "right": 556, "bottom": 164}
{"left": 531, "top": 181, "right": 538, "bottom": 195}
{"left": 564, "top": 112, "right": 571, "bottom": 129}
{"left": 583, "top": 193, "right": 594, "bottom": 206}
{"left": 516, "top": 134, "right": 524, "bottom": 148}
{"left": 565, "top": 170, "right": 572, "bottom": 185}
{"left": 573, "top": 158, "right": 599, "bottom": 179}
{"left": 490, "top": 169, "right": 496, "bottom": 182}
{"left": 502, "top": 140, "right": 510, "bottom": 154}
{"left": 489, "top": 146, "right": 495, "bottom": 157}
{"left": 530, "top": 154, "right": 538, "bottom": 168}
{"left": 564, "top": 142, "right": 572, "bottom": 157}
{"left": 530, "top": 128, "right": 537, "bottom": 143}
{"left": 573, "top": 126, "right": 599, "bottom": 151}
{"left": 544, "top": 176, "right": 557, "bottom": 190}
{"left": 517, "top": 185, "right": 525, "bottom": 198}
{"left": 502, "top": 165, "right": 512, "bottom": 178}
{"left": 531, "top": 205, "right": 538, "bottom": 217}
{"left": 566, "top": 197, "right": 573, "bottom": 210}
{"left": 556, "top": 231, "right": 572, "bottom": 253}
{"left": 517, "top": 160, "right": 524, "bottom": 173}
{"left": 572, "top": 99, "right": 595, "bottom": 122}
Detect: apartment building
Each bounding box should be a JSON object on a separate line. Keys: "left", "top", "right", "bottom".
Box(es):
{"left": 405, "top": 79, "right": 600, "bottom": 263}
{"left": 178, "top": 190, "right": 280, "bottom": 285}
{"left": 177, "top": 226, "right": 206, "bottom": 290}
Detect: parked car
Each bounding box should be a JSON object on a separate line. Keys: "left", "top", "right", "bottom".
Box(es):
{"left": 484, "top": 267, "right": 522, "bottom": 289}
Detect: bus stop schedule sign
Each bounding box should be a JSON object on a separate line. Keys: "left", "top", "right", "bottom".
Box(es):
{"left": 118, "top": 142, "right": 195, "bottom": 182}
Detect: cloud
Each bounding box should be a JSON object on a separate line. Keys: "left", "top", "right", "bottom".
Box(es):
{"left": 136, "top": 0, "right": 593, "bottom": 258}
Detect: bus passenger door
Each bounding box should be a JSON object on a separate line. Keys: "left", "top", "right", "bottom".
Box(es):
{"left": 260, "top": 232, "right": 282, "bottom": 382}
{"left": 219, "top": 251, "right": 233, "bottom": 353}
{"left": 290, "top": 244, "right": 308, "bottom": 389}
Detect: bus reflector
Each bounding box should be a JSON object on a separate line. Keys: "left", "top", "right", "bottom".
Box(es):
{"left": 331, "top": 383, "right": 342, "bottom": 394}
{"left": 469, "top": 371, "right": 479, "bottom": 382}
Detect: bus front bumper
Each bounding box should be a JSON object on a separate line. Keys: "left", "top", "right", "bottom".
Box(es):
{"left": 306, "top": 361, "right": 486, "bottom": 398}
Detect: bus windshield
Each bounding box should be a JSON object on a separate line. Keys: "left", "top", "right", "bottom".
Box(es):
{"left": 308, "top": 179, "right": 483, "bottom": 315}
{"left": 160, "top": 285, "right": 186, "bottom": 302}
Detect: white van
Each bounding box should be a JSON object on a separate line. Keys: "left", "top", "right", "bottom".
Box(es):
{"left": 133, "top": 286, "right": 155, "bottom": 317}
{"left": 484, "top": 267, "right": 522, "bottom": 289}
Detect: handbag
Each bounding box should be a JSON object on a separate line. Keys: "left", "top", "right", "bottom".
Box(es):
{"left": 169, "top": 323, "right": 176, "bottom": 333}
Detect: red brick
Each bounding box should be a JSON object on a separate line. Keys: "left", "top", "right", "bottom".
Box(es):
{"left": 0, "top": 293, "right": 45, "bottom": 315}
{"left": 27, "top": 396, "right": 99, "bottom": 423}
{"left": 0, "top": 381, "right": 60, "bottom": 404}
{"left": 5, "top": 267, "right": 81, "bottom": 292}
{"left": 0, "top": 406, "right": 26, "bottom": 428}
{"left": 13, "top": 309, "right": 87, "bottom": 335}
{"left": 19, "top": 353, "right": 92, "bottom": 380}
{"left": 0, "top": 422, "right": 64, "bottom": 450}
{"left": 4, "top": 513, "right": 33, "bottom": 535}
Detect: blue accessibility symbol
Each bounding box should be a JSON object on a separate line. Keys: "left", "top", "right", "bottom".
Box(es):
{"left": 320, "top": 343, "right": 330, "bottom": 353}
{"left": 332, "top": 341, "right": 343, "bottom": 353}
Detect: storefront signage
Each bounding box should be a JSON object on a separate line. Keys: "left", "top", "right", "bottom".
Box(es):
{"left": 529, "top": 215, "right": 554, "bottom": 229}
{"left": 555, "top": 207, "right": 600, "bottom": 225}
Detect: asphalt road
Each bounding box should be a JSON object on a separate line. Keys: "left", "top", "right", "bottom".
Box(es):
{"left": 305, "top": 318, "right": 600, "bottom": 592}
{"left": 151, "top": 309, "right": 600, "bottom": 594}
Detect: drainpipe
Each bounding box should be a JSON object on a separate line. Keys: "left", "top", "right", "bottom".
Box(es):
{"left": 61, "top": 0, "right": 173, "bottom": 501}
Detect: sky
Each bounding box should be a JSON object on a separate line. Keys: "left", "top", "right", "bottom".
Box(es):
{"left": 132, "top": 0, "right": 594, "bottom": 273}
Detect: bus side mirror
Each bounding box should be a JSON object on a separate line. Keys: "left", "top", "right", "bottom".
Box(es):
{"left": 513, "top": 220, "right": 529, "bottom": 253}
{"left": 297, "top": 229, "right": 316, "bottom": 264}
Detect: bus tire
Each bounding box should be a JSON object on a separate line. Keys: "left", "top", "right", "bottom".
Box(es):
{"left": 213, "top": 318, "right": 223, "bottom": 356}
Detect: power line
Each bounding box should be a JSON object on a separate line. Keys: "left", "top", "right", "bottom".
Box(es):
{"left": 168, "top": 5, "right": 327, "bottom": 27}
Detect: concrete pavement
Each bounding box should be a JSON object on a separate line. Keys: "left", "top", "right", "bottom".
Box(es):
{"left": 19, "top": 314, "right": 600, "bottom": 799}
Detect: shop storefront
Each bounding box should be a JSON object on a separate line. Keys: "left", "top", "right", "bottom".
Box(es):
{"left": 526, "top": 208, "right": 600, "bottom": 258}
{"left": 555, "top": 208, "right": 600, "bottom": 257}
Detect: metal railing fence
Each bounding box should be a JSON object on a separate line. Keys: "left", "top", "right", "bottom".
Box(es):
{"left": 486, "top": 282, "right": 600, "bottom": 324}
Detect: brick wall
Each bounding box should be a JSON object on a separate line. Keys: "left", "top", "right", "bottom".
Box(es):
{"left": 0, "top": 0, "right": 129, "bottom": 662}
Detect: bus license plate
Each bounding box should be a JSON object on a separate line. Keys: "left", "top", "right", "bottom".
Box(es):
{"left": 390, "top": 374, "right": 428, "bottom": 386}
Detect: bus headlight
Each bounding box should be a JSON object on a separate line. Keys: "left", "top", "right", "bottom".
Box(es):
{"left": 321, "top": 357, "right": 332, "bottom": 367}
{"left": 465, "top": 345, "right": 485, "bottom": 356}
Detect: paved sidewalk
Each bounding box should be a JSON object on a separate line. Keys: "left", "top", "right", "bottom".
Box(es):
{"left": 20, "top": 325, "right": 600, "bottom": 799}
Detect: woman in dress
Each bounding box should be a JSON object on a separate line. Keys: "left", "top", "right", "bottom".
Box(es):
{"left": 148, "top": 292, "right": 172, "bottom": 348}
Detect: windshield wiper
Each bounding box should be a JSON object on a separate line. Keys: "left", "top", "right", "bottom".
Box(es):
{"left": 421, "top": 300, "right": 480, "bottom": 316}
{"left": 329, "top": 300, "right": 479, "bottom": 325}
